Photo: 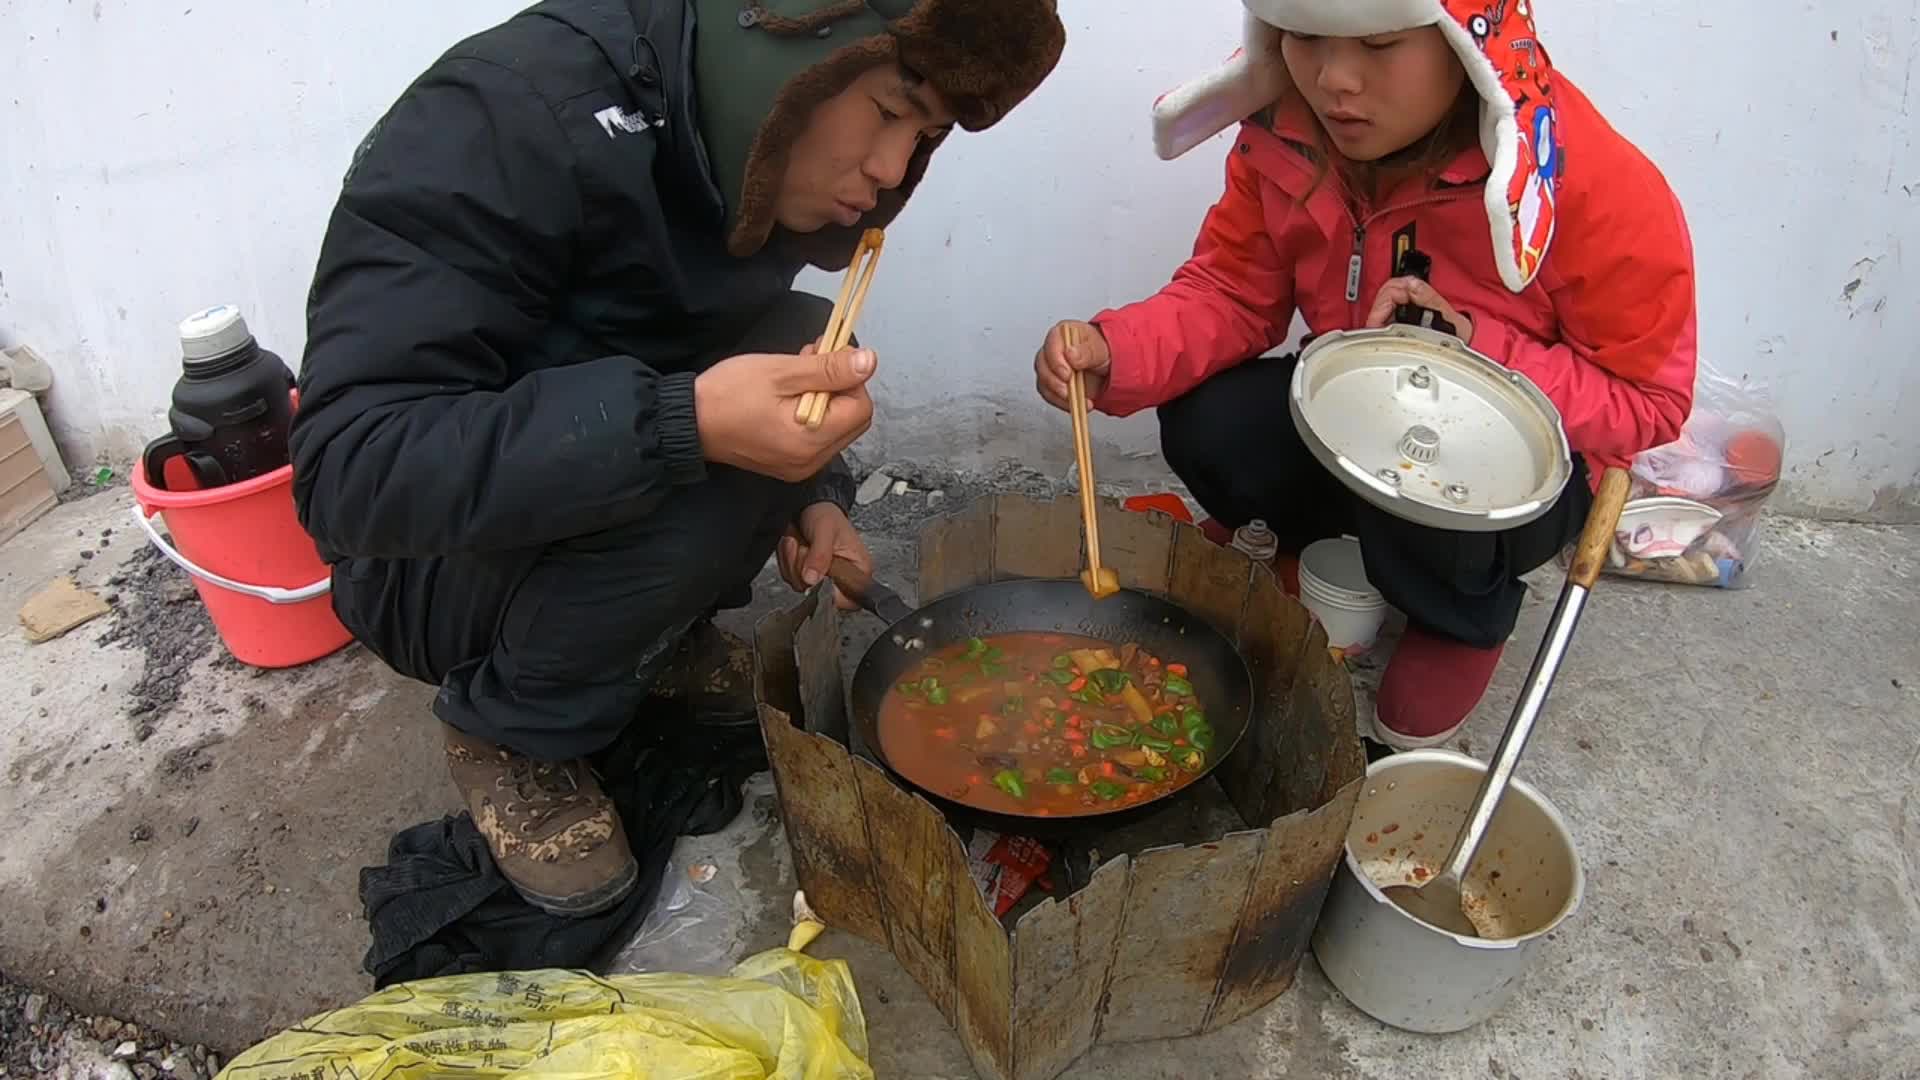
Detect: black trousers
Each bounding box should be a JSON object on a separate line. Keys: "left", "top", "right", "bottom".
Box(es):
{"left": 1158, "top": 352, "right": 1591, "bottom": 648}
{"left": 331, "top": 292, "right": 831, "bottom": 760}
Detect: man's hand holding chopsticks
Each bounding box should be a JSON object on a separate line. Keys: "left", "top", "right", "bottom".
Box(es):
{"left": 694, "top": 345, "right": 878, "bottom": 482}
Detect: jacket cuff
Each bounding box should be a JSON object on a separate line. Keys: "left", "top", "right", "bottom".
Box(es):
{"left": 653, "top": 371, "right": 706, "bottom": 486}
{"left": 1087, "top": 310, "right": 1150, "bottom": 418}
{"left": 805, "top": 456, "right": 857, "bottom": 516}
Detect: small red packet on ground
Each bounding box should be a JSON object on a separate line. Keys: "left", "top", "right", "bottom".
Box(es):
{"left": 966, "top": 830, "right": 1054, "bottom": 916}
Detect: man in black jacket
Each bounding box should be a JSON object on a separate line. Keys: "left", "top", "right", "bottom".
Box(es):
{"left": 292, "top": 0, "right": 1065, "bottom": 917}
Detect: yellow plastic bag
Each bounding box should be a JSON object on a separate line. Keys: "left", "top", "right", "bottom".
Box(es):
{"left": 216, "top": 945, "right": 869, "bottom": 1080}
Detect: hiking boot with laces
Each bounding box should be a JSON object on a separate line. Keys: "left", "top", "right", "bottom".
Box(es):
{"left": 442, "top": 725, "right": 638, "bottom": 917}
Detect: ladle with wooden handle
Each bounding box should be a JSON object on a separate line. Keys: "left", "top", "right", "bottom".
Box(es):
{"left": 1383, "top": 466, "right": 1632, "bottom": 938}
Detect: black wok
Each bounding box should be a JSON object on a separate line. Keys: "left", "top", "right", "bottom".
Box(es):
{"left": 825, "top": 558, "right": 1255, "bottom": 832}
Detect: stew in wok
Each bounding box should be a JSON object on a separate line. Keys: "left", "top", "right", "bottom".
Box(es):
{"left": 877, "top": 631, "right": 1217, "bottom": 817}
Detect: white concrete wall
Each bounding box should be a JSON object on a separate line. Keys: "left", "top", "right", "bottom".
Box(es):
{"left": 3, "top": 0, "right": 1916, "bottom": 520}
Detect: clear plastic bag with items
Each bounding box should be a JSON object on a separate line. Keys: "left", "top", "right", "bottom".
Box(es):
{"left": 1571, "top": 363, "right": 1785, "bottom": 589}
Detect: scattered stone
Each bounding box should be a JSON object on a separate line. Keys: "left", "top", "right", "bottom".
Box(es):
{"left": 96, "top": 897, "right": 108, "bottom": 912}
{"left": 129, "top": 824, "right": 154, "bottom": 843}
{"left": 927, "top": 490, "right": 945, "bottom": 508}
{"left": 180, "top": 817, "right": 201, "bottom": 838}
{"left": 890, "top": 479, "right": 908, "bottom": 496}
{"left": 160, "top": 1057, "right": 177, "bottom": 1073}
{"left": 80, "top": 549, "right": 96, "bottom": 560}
{"left": 23, "top": 993, "right": 47, "bottom": 1024}
{"left": 135, "top": 1064, "right": 158, "bottom": 1080}
{"left": 854, "top": 468, "right": 894, "bottom": 506}
{"left": 18, "top": 576, "right": 112, "bottom": 643}
{"left": 114, "top": 1042, "right": 138, "bottom": 1059}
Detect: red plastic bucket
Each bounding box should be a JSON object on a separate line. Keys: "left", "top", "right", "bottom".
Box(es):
{"left": 131, "top": 456, "right": 351, "bottom": 669}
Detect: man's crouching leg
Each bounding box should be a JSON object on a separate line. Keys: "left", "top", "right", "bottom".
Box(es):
{"left": 427, "top": 465, "right": 810, "bottom": 916}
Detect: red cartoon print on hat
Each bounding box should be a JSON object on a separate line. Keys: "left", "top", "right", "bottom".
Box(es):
{"left": 1446, "top": 0, "right": 1562, "bottom": 285}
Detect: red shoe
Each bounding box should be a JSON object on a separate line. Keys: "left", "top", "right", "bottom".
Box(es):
{"left": 1372, "top": 625, "right": 1503, "bottom": 750}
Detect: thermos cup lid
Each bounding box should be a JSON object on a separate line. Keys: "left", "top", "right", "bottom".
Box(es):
{"left": 179, "top": 304, "right": 253, "bottom": 362}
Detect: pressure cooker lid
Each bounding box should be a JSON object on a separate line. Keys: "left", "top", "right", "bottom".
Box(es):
{"left": 1288, "top": 325, "right": 1573, "bottom": 533}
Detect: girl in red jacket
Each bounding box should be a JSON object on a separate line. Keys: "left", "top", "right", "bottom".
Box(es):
{"left": 1033, "top": 0, "right": 1696, "bottom": 751}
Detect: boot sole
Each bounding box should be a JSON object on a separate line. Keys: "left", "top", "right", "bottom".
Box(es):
{"left": 511, "top": 856, "right": 642, "bottom": 919}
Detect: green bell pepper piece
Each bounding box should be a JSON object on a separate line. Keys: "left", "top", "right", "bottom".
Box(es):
{"left": 1090, "top": 780, "right": 1126, "bottom": 801}
{"left": 1137, "top": 734, "right": 1175, "bottom": 753}
{"left": 1090, "top": 725, "right": 1134, "bottom": 750}
{"left": 1133, "top": 766, "right": 1167, "bottom": 782}
{"left": 1163, "top": 674, "right": 1194, "bottom": 697}
{"left": 992, "top": 770, "right": 1027, "bottom": 798}
{"left": 926, "top": 686, "right": 949, "bottom": 706}
{"left": 1045, "top": 767, "right": 1077, "bottom": 785}
{"left": 1188, "top": 725, "right": 1215, "bottom": 751}
{"left": 1089, "top": 669, "right": 1131, "bottom": 694}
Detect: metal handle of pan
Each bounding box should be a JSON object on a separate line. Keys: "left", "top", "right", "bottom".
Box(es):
{"left": 826, "top": 555, "right": 917, "bottom": 626}
{"left": 1433, "top": 467, "right": 1633, "bottom": 892}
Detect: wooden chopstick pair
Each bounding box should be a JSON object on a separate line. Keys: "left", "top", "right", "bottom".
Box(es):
{"left": 1065, "top": 324, "right": 1119, "bottom": 599}
{"left": 794, "top": 228, "right": 886, "bottom": 430}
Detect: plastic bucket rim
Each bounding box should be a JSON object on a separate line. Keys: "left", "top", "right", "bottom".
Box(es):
{"left": 1299, "top": 567, "right": 1383, "bottom": 609}
{"left": 132, "top": 457, "right": 294, "bottom": 510}
{"left": 1302, "top": 587, "right": 1386, "bottom": 617}
{"left": 1300, "top": 537, "right": 1378, "bottom": 596}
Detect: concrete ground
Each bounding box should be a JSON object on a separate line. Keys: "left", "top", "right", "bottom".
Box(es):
{"left": 1, "top": 481, "right": 1915, "bottom": 1079}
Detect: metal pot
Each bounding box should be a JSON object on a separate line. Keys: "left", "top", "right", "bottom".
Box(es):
{"left": 1310, "top": 749, "right": 1584, "bottom": 1033}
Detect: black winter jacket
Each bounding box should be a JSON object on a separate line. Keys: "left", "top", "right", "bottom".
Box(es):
{"left": 290, "top": 0, "right": 851, "bottom": 562}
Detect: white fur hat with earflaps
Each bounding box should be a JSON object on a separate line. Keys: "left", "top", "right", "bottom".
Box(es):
{"left": 1151, "top": 0, "right": 1566, "bottom": 293}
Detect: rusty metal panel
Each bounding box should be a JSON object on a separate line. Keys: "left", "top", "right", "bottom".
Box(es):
{"left": 852, "top": 756, "right": 959, "bottom": 1024}
{"left": 1009, "top": 856, "right": 1129, "bottom": 1080}
{"left": 1165, "top": 526, "right": 1253, "bottom": 642}
{"left": 756, "top": 705, "right": 890, "bottom": 945}
{"left": 792, "top": 592, "right": 849, "bottom": 741}
{"left": 751, "top": 594, "right": 811, "bottom": 722}
{"left": 992, "top": 493, "right": 1082, "bottom": 582}
{"left": 1218, "top": 578, "right": 1313, "bottom": 826}
{"left": 1301, "top": 648, "right": 1366, "bottom": 805}
{"left": 1207, "top": 788, "right": 1362, "bottom": 1029}
{"left": 918, "top": 495, "right": 996, "bottom": 600}
{"left": 953, "top": 833, "right": 1016, "bottom": 1080}
{"left": 1095, "top": 831, "right": 1265, "bottom": 1042}
{"left": 1090, "top": 498, "right": 1175, "bottom": 596}
{"left": 1263, "top": 631, "right": 1358, "bottom": 817}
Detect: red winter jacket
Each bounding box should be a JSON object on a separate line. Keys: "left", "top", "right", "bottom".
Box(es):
{"left": 1091, "top": 77, "right": 1697, "bottom": 485}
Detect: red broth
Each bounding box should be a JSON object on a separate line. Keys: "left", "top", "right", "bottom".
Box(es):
{"left": 876, "top": 632, "right": 1216, "bottom": 817}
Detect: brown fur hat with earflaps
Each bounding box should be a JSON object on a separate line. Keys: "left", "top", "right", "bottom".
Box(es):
{"left": 695, "top": 0, "right": 1066, "bottom": 268}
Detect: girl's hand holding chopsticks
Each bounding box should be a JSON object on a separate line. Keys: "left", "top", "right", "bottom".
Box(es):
{"left": 1034, "top": 319, "right": 1112, "bottom": 412}
{"left": 694, "top": 345, "right": 877, "bottom": 483}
